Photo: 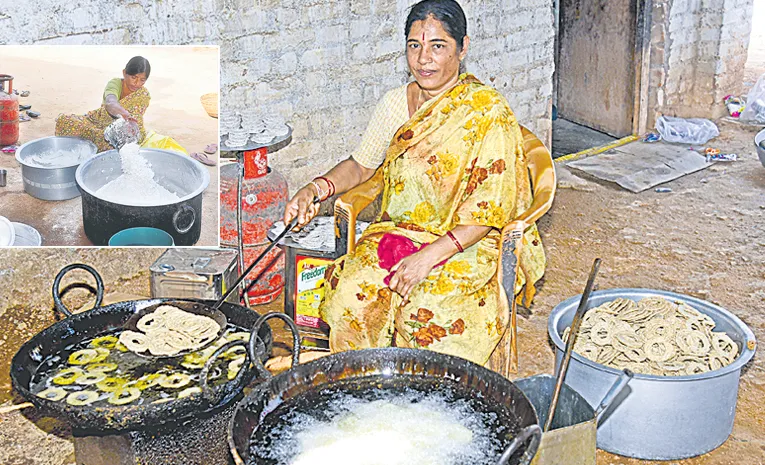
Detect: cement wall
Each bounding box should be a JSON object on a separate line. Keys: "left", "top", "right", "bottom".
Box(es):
{"left": 647, "top": 0, "right": 754, "bottom": 127}
{"left": 0, "top": 0, "right": 556, "bottom": 194}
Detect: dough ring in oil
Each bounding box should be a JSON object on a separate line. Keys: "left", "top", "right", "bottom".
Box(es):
{"left": 108, "top": 387, "right": 141, "bottom": 406}
{"left": 37, "top": 387, "right": 67, "bottom": 401}
{"left": 119, "top": 331, "right": 149, "bottom": 353}
{"left": 66, "top": 390, "right": 100, "bottom": 406}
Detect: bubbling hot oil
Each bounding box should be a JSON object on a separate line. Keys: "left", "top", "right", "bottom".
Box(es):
{"left": 249, "top": 378, "right": 515, "bottom": 465}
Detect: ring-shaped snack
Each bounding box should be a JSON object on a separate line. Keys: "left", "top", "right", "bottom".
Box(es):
{"left": 52, "top": 367, "right": 85, "bottom": 385}
{"left": 96, "top": 377, "right": 129, "bottom": 392}
{"left": 37, "top": 387, "right": 67, "bottom": 401}
{"left": 108, "top": 387, "right": 141, "bottom": 405}
{"left": 127, "top": 373, "right": 166, "bottom": 391}
{"left": 86, "top": 362, "right": 118, "bottom": 373}
{"left": 75, "top": 372, "right": 107, "bottom": 385}
{"left": 66, "top": 390, "right": 100, "bottom": 406}
{"left": 158, "top": 373, "right": 191, "bottom": 389}
{"left": 177, "top": 386, "right": 202, "bottom": 398}
{"left": 89, "top": 335, "right": 119, "bottom": 349}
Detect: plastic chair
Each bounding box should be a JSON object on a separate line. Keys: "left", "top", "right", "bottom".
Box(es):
{"left": 333, "top": 126, "right": 556, "bottom": 377}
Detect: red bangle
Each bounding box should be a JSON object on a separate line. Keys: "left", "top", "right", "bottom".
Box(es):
{"left": 446, "top": 231, "right": 463, "bottom": 253}
{"left": 315, "top": 176, "right": 335, "bottom": 198}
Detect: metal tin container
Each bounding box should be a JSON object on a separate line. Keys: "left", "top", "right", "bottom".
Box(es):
{"left": 548, "top": 288, "right": 757, "bottom": 460}
{"left": 75, "top": 148, "right": 209, "bottom": 245}
{"left": 150, "top": 248, "right": 239, "bottom": 303}
{"left": 266, "top": 216, "right": 369, "bottom": 346}
{"left": 515, "top": 375, "right": 597, "bottom": 465}
{"left": 16, "top": 136, "right": 98, "bottom": 200}
{"left": 755, "top": 128, "right": 765, "bottom": 168}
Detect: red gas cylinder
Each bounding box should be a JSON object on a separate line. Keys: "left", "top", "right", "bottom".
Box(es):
{"left": 220, "top": 148, "right": 289, "bottom": 305}
{"left": 0, "top": 75, "right": 19, "bottom": 146}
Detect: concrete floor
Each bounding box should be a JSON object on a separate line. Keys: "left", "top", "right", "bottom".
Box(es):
{"left": 551, "top": 118, "right": 617, "bottom": 159}
{"left": 0, "top": 46, "right": 220, "bottom": 246}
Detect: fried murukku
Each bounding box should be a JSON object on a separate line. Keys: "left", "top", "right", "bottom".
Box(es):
{"left": 137, "top": 312, "right": 167, "bottom": 332}
{"left": 567, "top": 296, "right": 738, "bottom": 376}
{"left": 37, "top": 387, "right": 67, "bottom": 401}
{"left": 590, "top": 321, "right": 613, "bottom": 346}
{"left": 119, "top": 331, "right": 149, "bottom": 353}
{"left": 644, "top": 337, "right": 676, "bottom": 362}
{"left": 121, "top": 306, "right": 221, "bottom": 357}
{"left": 66, "top": 390, "right": 100, "bottom": 406}
{"left": 675, "top": 330, "right": 711, "bottom": 356}
{"left": 108, "top": 387, "right": 141, "bottom": 405}
{"left": 712, "top": 333, "right": 738, "bottom": 361}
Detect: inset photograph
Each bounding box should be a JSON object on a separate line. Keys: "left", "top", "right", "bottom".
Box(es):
{"left": 0, "top": 45, "right": 219, "bottom": 246}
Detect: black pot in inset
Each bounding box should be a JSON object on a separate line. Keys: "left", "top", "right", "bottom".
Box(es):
{"left": 75, "top": 148, "right": 209, "bottom": 246}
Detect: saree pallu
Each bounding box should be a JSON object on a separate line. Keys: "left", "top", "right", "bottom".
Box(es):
{"left": 320, "top": 74, "right": 545, "bottom": 365}
{"left": 55, "top": 87, "right": 150, "bottom": 152}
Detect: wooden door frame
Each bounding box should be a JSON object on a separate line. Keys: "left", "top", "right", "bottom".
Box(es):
{"left": 553, "top": 0, "right": 653, "bottom": 136}
{"left": 633, "top": 0, "right": 653, "bottom": 135}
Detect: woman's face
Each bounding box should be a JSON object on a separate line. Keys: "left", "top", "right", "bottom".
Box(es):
{"left": 406, "top": 16, "right": 469, "bottom": 95}
{"left": 122, "top": 71, "right": 148, "bottom": 92}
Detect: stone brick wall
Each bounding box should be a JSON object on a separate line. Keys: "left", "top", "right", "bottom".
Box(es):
{"left": 1, "top": 0, "right": 556, "bottom": 194}
{"left": 646, "top": 0, "right": 754, "bottom": 127}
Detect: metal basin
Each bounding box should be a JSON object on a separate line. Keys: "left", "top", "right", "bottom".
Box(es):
{"left": 75, "top": 148, "right": 209, "bottom": 245}
{"left": 548, "top": 288, "right": 756, "bottom": 460}
{"left": 15, "top": 136, "right": 97, "bottom": 200}
{"left": 755, "top": 128, "right": 765, "bottom": 168}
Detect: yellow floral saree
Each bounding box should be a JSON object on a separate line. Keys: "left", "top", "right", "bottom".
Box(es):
{"left": 55, "top": 86, "right": 150, "bottom": 153}
{"left": 319, "top": 74, "right": 545, "bottom": 365}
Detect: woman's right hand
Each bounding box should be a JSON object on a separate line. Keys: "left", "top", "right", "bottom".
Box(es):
{"left": 283, "top": 185, "right": 320, "bottom": 230}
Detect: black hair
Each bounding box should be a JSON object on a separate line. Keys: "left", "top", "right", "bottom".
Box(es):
{"left": 405, "top": 0, "right": 468, "bottom": 50}
{"left": 125, "top": 56, "right": 151, "bottom": 78}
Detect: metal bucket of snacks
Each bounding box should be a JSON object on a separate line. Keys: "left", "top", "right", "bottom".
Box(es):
{"left": 547, "top": 288, "right": 756, "bottom": 460}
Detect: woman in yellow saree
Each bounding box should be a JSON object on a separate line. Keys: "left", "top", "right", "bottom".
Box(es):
{"left": 283, "top": 0, "right": 545, "bottom": 365}
{"left": 55, "top": 56, "right": 150, "bottom": 152}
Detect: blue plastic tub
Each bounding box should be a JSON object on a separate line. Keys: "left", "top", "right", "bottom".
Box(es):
{"left": 108, "top": 227, "right": 175, "bottom": 247}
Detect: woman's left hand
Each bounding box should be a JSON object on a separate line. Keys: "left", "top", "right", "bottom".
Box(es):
{"left": 388, "top": 249, "right": 440, "bottom": 302}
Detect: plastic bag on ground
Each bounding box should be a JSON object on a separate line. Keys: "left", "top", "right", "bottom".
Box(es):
{"left": 740, "top": 73, "right": 765, "bottom": 123}
{"left": 141, "top": 130, "right": 188, "bottom": 154}
{"left": 655, "top": 116, "right": 719, "bottom": 144}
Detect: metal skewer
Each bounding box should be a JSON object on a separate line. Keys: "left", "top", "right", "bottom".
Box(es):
{"left": 544, "top": 258, "right": 601, "bottom": 432}
{"left": 214, "top": 197, "right": 320, "bottom": 309}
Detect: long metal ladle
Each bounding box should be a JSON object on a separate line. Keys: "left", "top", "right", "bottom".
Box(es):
{"left": 544, "top": 258, "right": 600, "bottom": 432}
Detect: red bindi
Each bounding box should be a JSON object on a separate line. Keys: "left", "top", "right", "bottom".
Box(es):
{"left": 422, "top": 32, "right": 425, "bottom": 41}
